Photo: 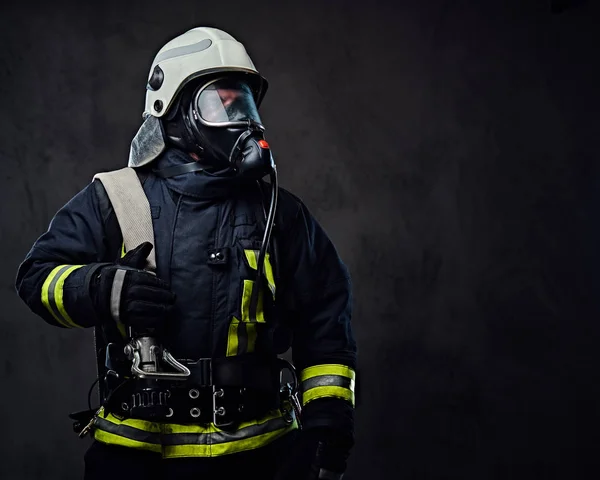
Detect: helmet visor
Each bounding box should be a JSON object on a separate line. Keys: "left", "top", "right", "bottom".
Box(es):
{"left": 196, "top": 78, "right": 262, "bottom": 125}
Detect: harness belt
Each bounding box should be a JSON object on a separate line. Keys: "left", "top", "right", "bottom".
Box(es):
{"left": 102, "top": 352, "right": 291, "bottom": 428}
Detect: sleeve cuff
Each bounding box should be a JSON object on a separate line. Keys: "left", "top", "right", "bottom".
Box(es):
{"left": 41, "top": 263, "right": 106, "bottom": 328}
{"left": 299, "top": 364, "right": 356, "bottom": 408}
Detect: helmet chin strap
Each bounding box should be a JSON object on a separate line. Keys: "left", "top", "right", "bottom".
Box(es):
{"left": 153, "top": 134, "right": 236, "bottom": 178}
{"left": 152, "top": 160, "right": 206, "bottom": 179}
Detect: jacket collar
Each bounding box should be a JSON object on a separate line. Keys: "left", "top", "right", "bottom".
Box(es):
{"left": 152, "top": 148, "right": 244, "bottom": 199}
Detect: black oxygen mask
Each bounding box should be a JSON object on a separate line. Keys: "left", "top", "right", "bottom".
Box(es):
{"left": 184, "top": 77, "right": 274, "bottom": 179}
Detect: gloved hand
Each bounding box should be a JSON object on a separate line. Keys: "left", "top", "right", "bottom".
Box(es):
{"left": 275, "top": 427, "right": 353, "bottom": 480}
{"left": 90, "top": 242, "right": 176, "bottom": 332}
{"left": 306, "top": 427, "right": 353, "bottom": 480}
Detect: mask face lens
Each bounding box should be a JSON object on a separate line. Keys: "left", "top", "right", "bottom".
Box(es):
{"left": 196, "top": 79, "right": 262, "bottom": 124}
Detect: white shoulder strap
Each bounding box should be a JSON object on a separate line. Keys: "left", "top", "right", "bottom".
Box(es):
{"left": 93, "top": 167, "right": 156, "bottom": 271}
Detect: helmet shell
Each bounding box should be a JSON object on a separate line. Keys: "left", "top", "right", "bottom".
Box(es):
{"left": 143, "top": 27, "right": 268, "bottom": 118}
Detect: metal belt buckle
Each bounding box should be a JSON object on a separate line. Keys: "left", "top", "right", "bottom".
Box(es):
{"left": 212, "top": 385, "right": 236, "bottom": 429}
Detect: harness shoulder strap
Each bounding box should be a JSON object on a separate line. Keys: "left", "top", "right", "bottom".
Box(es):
{"left": 93, "top": 167, "right": 156, "bottom": 271}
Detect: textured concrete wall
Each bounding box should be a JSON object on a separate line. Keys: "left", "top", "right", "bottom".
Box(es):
{"left": 1, "top": 0, "right": 599, "bottom": 478}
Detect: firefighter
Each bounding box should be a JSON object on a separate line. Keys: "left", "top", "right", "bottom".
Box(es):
{"left": 15, "top": 27, "right": 357, "bottom": 480}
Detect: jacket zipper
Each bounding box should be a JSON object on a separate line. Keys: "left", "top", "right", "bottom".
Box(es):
{"left": 210, "top": 202, "right": 223, "bottom": 357}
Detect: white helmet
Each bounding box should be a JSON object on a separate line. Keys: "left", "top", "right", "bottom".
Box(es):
{"left": 129, "top": 27, "right": 268, "bottom": 167}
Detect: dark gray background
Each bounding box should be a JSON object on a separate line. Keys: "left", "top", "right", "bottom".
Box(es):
{"left": 1, "top": 0, "right": 599, "bottom": 478}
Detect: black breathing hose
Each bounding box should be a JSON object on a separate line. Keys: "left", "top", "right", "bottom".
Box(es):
{"left": 248, "top": 168, "right": 278, "bottom": 322}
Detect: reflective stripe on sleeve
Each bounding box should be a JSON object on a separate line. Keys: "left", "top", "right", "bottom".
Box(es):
{"left": 299, "top": 364, "right": 356, "bottom": 407}
{"left": 41, "top": 265, "right": 85, "bottom": 328}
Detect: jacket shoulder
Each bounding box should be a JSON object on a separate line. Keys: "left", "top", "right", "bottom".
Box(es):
{"left": 276, "top": 186, "right": 305, "bottom": 220}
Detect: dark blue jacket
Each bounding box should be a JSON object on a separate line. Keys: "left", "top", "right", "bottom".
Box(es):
{"left": 15, "top": 147, "right": 356, "bottom": 435}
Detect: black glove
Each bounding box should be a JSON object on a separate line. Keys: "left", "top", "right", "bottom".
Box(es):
{"left": 275, "top": 427, "right": 353, "bottom": 480}
{"left": 299, "top": 398, "right": 355, "bottom": 479}
{"left": 306, "top": 427, "right": 353, "bottom": 480}
{"left": 90, "top": 242, "right": 176, "bottom": 332}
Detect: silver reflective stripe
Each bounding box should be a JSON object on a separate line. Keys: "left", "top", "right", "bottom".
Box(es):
{"left": 162, "top": 415, "right": 291, "bottom": 446}
{"left": 94, "top": 417, "right": 161, "bottom": 445}
{"left": 301, "top": 375, "right": 353, "bottom": 392}
{"left": 154, "top": 39, "right": 213, "bottom": 65}
{"left": 47, "top": 265, "right": 71, "bottom": 323}
{"left": 110, "top": 269, "right": 127, "bottom": 321}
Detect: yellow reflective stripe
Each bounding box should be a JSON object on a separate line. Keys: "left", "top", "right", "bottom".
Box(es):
{"left": 163, "top": 407, "right": 292, "bottom": 435}
{"left": 93, "top": 430, "right": 162, "bottom": 453}
{"left": 263, "top": 255, "right": 275, "bottom": 298}
{"left": 98, "top": 409, "right": 163, "bottom": 432}
{"left": 241, "top": 279, "right": 265, "bottom": 323}
{"left": 300, "top": 365, "right": 356, "bottom": 407}
{"left": 226, "top": 317, "right": 258, "bottom": 357}
{"left": 162, "top": 422, "right": 213, "bottom": 435}
{"left": 163, "top": 425, "right": 295, "bottom": 458}
{"left": 163, "top": 408, "right": 297, "bottom": 458}
{"left": 41, "top": 264, "right": 84, "bottom": 328}
{"left": 244, "top": 250, "right": 276, "bottom": 298}
{"left": 41, "top": 266, "right": 70, "bottom": 327}
{"left": 300, "top": 364, "right": 356, "bottom": 382}
{"left": 226, "top": 317, "right": 240, "bottom": 356}
{"left": 54, "top": 265, "right": 84, "bottom": 328}
{"left": 302, "top": 386, "right": 355, "bottom": 407}
{"left": 121, "top": 242, "right": 126, "bottom": 258}
{"left": 245, "top": 249, "right": 258, "bottom": 269}
{"left": 92, "top": 406, "right": 298, "bottom": 458}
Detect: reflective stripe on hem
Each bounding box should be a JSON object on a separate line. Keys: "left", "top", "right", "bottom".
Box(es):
{"left": 94, "top": 416, "right": 162, "bottom": 443}
{"left": 93, "top": 429, "right": 162, "bottom": 453}
{"left": 91, "top": 407, "right": 298, "bottom": 457}
{"left": 163, "top": 424, "right": 296, "bottom": 458}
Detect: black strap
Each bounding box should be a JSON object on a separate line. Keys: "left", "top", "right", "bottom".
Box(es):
{"left": 184, "top": 355, "right": 280, "bottom": 392}
{"left": 152, "top": 161, "right": 205, "bottom": 178}
{"left": 212, "top": 355, "right": 280, "bottom": 392}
